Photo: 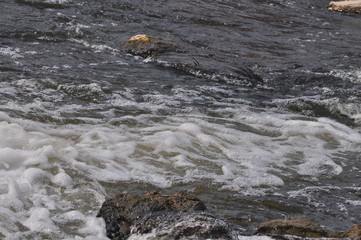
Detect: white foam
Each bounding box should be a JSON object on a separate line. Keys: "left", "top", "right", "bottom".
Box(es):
{"left": 52, "top": 171, "right": 73, "bottom": 187}
{"left": 172, "top": 154, "right": 196, "bottom": 168}
{"left": 346, "top": 200, "right": 361, "bottom": 206}
{"left": 78, "top": 215, "right": 108, "bottom": 237}
{"left": 330, "top": 68, "right": 361, "bottom": 84}
{"left": 70, "top": 39, "right": 120, "bottom": 54}
{"left": 46, "top": 0, "right": 71, "bottom": 3}
{"left": 23, "top": 207, "right": 58, "bottom": 232}
{"left": 4, "top": 178, "right": 30, "bottom": 210}
{"left": 0, "top": 120, "right": 109, "bottom": 239}
{"left": 2, "top": 102, "right": 359, "bottom": 193}
{"left": 238, "top": 237, "right": 273, "bottom": 240}
{"left": 0, "top": 92, "right": 360, "bottom": 238}
{"left": 0, "top": 47, "right": 23, "bottom": 59}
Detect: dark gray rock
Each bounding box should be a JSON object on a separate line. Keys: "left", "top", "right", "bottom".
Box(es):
{"left": 97, "top": 191, "right": 241, "bottom": 240}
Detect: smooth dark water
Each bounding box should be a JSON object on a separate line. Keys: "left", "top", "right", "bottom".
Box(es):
{"left": 0, "top": 0, "right": 361, "bottom": 239}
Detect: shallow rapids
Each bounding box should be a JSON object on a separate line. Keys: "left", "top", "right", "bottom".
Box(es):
{"left": 0, "top": 0, "right": 360, "bottom": 239}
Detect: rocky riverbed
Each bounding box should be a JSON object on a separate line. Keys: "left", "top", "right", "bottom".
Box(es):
{"left": 98, "top": 192, "right": 361, "bottom": 240}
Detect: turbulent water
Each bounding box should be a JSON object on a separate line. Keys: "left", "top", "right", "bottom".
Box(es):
{"left": 1, "top": 0, "right": 361, "bottom": 239}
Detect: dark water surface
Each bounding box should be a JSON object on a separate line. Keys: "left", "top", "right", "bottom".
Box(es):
{"left": 1, "top": 0, "right": 361, "bottom": 239}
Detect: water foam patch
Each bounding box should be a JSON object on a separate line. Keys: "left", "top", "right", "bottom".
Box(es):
{"left": 24, "top": 207, "right": 58, "bottom": 233}
{"left": 0, "top": 104, "right": 359, "bottom": 237}
{"left": 0, "top": 120, "right": 108, "bottom": 239}
{"left": 330, "top": 68, "right": 361, "bottom": 84}
{"left": 0, "top": 46, "right": 23, "bottom": 59}
{"left": 33, "top": 107, "right": 359, "bottom": 195}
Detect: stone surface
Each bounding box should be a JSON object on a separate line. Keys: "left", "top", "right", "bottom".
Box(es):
{"left": 328, "top": 0, "right": 361, "bottom": 13}
{"left": 347, "top": 224, "right": 361, "bottom": 239}
{"left": 123, "top": 34, "right": 179, "bottom": 58}
{"left": 97, "top": 192, "right": 241, "bottom": 240}
{"left": 257, "top": 216, "right": 361, "bottom": 239}
{"left": 98, "top": 193, "right": 360, "bottom": 240}
{"left": 256, "top": 216, "right": 328, "bottom": 238}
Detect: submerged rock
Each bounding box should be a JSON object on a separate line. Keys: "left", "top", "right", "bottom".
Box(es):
{"left": 97, "top": 192, "right": 241, "bottom": 240}
{"left": 328, "top": 0, "right": 361, "bottom": 13}
{"left": 123, "top": 34, "right": 263, "bottom": 86}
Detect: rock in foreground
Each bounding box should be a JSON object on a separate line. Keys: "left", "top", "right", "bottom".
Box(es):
{"left": 328, "top": 0, "right": 361, "bottom": 13}
{"left": 256, "top": 216, "right": 328, "bottom": 238}
{"left": 98, "top": 192, "right": 361, "bottom": 240}
{"left": 347, "top": 225, "right": 361, "bottom": 239}
{"left": 97, "top": 192, "right": 241, "bottom": 240}
{"left": 257, "top": 216, "right": 361, "bottom": 240}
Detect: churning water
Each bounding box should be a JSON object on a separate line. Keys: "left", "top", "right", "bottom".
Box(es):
{"left": 0, "top": 0, "right": 360, "bottom": 239}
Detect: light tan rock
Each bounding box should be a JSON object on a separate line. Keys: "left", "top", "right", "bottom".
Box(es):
{"left": 123, "top": 34, "right": 177, "bottom": 58}
{"left": 347, "top": 224, "right": 361, "bottom": 239}
{"left": 328, "top": 0, "right": 361, "bottom": 13}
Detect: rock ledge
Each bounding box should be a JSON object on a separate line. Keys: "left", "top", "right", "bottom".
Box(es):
{"left": 328, "top": 0, "right": 361, "bottom": 13}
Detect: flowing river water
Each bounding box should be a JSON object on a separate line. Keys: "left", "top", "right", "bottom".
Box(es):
{"left": 1, "top": 0, "right": 361, "bottom": 239}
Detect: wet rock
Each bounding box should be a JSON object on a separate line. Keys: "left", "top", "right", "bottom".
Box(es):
{"left": 256, "top": 216, "right": 328, "bottom": 238}
{"left": 97, "top": 191, "right": 241, "bottom": 240}
{"left": 347, "top": 224, "right": 361, "bottom": 239}
{"left": 328, "top": 0, "right": 361, "bottom": 13}
{"left": 123, "top": 34, "right": 179, "bottom": 58}
{"left": 256, "top": 216, "right": 361, "bottom": 239}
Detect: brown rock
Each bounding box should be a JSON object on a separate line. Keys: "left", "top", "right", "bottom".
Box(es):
{"left": 256, "top": 216, "right": 328, "bottom": 238}
{"left": 328, "top": 0, "right": 361, "bottom": 13}
{"left": 123, "top": 34, "right": 178, "bottom": 58}
{"left": 348, "top": 224, "right": 361, "bottom": 239}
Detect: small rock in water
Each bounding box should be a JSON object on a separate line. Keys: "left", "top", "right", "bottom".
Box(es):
{"left": 123, "top": 34, "right": 178, "bottom": 58}
{"left": 97, "top": 191, "right": 241, "bottom": 240}
{"left": 347, "top": 224, "right": 361, "bottom": 239}
{"left": 257, "top": 216, "right": 361, "bottom": 239}
{"left": 256, "top": 216, "right": 327, "bottom": 238}
{"left": 328, "top": 0, "right": 361, "bottom": 13}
